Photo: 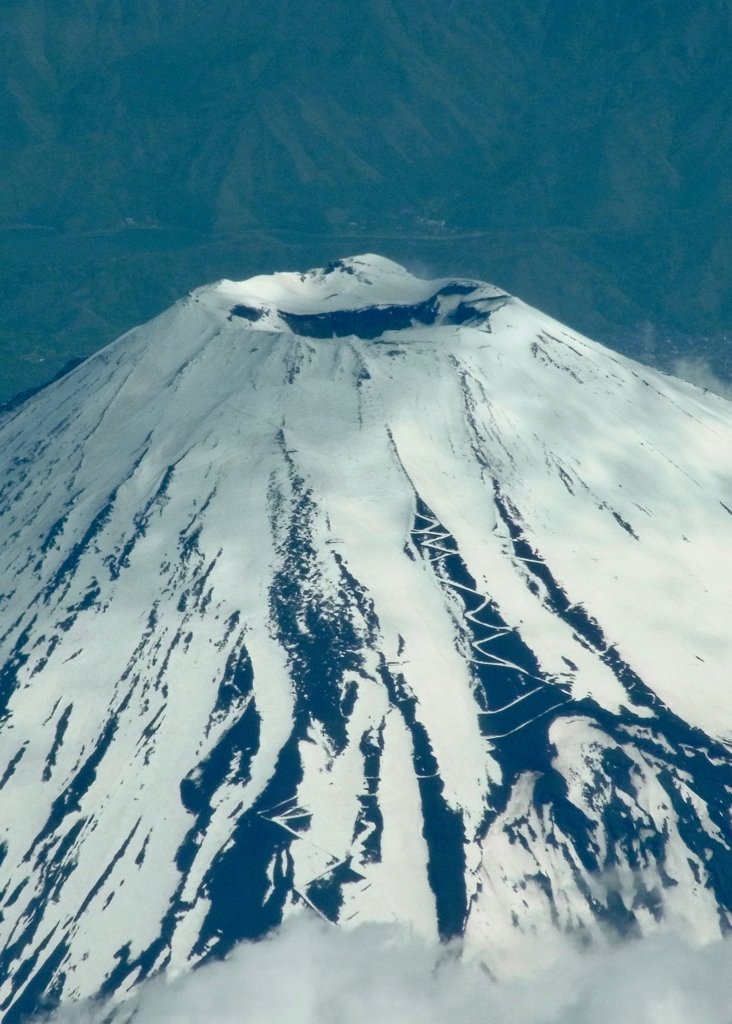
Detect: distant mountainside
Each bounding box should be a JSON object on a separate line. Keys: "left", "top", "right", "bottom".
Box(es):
{"left": 1, "top": 0, "right": 732, "bottom": 401}
{"left": 2, "top": 256, "right": 732, "bottom": 1021}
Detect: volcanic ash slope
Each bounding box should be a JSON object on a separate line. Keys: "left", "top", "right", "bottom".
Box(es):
{"left": 1, "top": 255, "right": 732, "bottom": 1018}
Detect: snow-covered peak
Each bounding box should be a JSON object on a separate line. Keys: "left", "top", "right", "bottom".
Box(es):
{"left": 201, "top": 253, "right": 506, "bottom": 331}
{"left": 2, "top": 257, "right": 732, "bottom": 1021}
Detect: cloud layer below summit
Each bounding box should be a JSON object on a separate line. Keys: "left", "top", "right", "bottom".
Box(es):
{"left": 54, "top": 914, "right": 732, "bottom": 1024}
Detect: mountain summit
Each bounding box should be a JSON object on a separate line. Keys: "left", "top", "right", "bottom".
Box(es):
{"left": 2, "top": 255, "right": 732, "bottom": 1020}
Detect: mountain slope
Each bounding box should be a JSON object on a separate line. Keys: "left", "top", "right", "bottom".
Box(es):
{"left": 2, "top": 255, "right": 732, "bottom": 1019}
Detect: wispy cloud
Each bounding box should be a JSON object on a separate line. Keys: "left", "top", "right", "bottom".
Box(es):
{"left": 671, "top": 357, "right": 732, "bottom": 402}
{"left": 49, "top": 913, "right": 732, "bottom": 1024}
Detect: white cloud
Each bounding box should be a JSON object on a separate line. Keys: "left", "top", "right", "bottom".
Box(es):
{"left": 671, "top": 357, "right": 732, "bottom": 402}
{"left": 48, "top": 912, "right": 732, "bottom": 1024}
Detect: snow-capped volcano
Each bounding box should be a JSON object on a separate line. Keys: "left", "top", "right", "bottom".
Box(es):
{"left": 2, "top": 254, "right": 732, "bottom": 1020}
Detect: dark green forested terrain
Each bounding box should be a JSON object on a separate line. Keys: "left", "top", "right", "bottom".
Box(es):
{"left": 1, "top": 0, "right": 732, "bottom": 401}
